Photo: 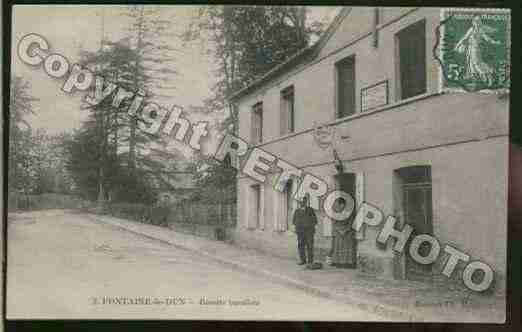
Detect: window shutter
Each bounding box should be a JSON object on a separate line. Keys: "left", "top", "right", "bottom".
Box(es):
{"left": 273, "top": 188, "right": 280, "bottom": 231}
{"left": 258, "top": 107, "right": 263, "bottom": 143}
{"left": 288, "top": 88, "right": 295, "bottom": 133}
{"left": 280, "top": 94, "right": 288, "bottom": 136}
{"left": 274, "top": 181, "right": 293, "bottom": 232}
{"left": 373, "top": 8, "right": 380, "bottom": 48}
{"left": 247, "top": 185, "right": 262, "bottom": 229}
{"left": 337, "top": 58, "right": 356, "bottom": 118}
{"left": 355, "top": 172, "right": 365, "bottom": 240}
{"left": 399, "top": 20, "right": 426, "bottom": 99}
{"left": 288, "top": 199, "right": 296, "bottom": 233}
{"left": 283, "top": 181, "right": 294, "bottom": 232}
{"left": 288, "top": 182, "right": 297, "bottom": 233}
{"left": 246, "top": 186, "right": 253, "bottom": 229}
{"left": 251, "top": 103, "right": 263, "bottom": 144}
{"left": 322, "top": 176, "right": 336, "bottom": 237}
{"left": 250, "top": 111, "right": 257, "bottom": 144}
{"left": 259, "top": 185, "right": 265, "bottom": 230}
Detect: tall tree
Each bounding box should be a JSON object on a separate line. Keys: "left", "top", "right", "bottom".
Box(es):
{"left": 8, "top": 78, "right": 73, "bottom": 196}
{"left": 76, "top": 39, "right": 158, "bottom": 202}
{"left": 78, "top": 40, "right": 137, "bottom": 201}
{"left": 184, "top": 6, "right": 326, "bottom": 202}
{"left": 185, "top": 6, "right": 324, "bottom": 131}
{"left": 121, "top": 5, "right": 181, "bottom": 174}
{"left": 30, "top": 130, "right": 75, "bottom": 195}
{"left": 72, "top": 31, "right": 183, "bottom": 203}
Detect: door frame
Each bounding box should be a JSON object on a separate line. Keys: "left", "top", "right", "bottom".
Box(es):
{"left": 392, "top": 165, "right": 433, "bottom": 280}
{"left": 333, "top": 172, "right": 358, "bottom": 264}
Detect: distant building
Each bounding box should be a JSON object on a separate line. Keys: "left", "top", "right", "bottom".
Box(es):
{"left": 156, "top": 173, "right": 196, "bottom": 205}
{"left": 229, "top": 7, "right": 508, "bottom": 288}
{"left": 147, "top": 146, "right": 196, "bottom": 205}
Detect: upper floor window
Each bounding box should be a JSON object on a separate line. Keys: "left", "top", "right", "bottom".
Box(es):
{"left": 280, "top": 86, "right": 295, "bottom": 135}
{"left": 396, "top": 20, "right": 427, "bottom": 100}
{"left": 372, "top": 7, "right": 381, "bottom": 48}
{"left": 251, "top": 102, "right": 263, "bottom": 144}
{"left": 336, "top": 56, "right": 356, "bottom": 118}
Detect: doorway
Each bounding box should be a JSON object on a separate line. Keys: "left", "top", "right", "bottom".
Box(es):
{"left": 394, "top": 166, "right": 433, "bottom": 280}
{"left": 334, "top": 173, "right": 357, "bottom": 266}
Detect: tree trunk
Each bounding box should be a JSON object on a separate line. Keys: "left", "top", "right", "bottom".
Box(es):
{"left": 129, "top": 117, "right": 136, "bottom": 173}
{"left": 97, "top": 108, "right": 106, "bottom": 202}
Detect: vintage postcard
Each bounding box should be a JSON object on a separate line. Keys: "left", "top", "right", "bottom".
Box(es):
{"left": 6, "top": 5, "right": 509, "bottom": 322}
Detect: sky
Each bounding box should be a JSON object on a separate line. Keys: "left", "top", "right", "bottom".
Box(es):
{"left": 12, "top": 5, "right": 215, "bottom": 134}
{"left": 11, "top": 5, "right": 340, "bottom": 157}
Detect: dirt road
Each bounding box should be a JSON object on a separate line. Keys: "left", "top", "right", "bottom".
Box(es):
{"left": 6, "top": 210, "right": 384, "bottom": 321}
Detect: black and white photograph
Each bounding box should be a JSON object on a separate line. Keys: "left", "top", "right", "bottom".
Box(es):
{"left": 4, "top": 4, "right": 511, "bottom": 323}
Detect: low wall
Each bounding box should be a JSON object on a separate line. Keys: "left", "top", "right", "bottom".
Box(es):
{"left": 167, "top": 202, "right": 237, "bottom": 227}
{"left": 8, "top": 193, "right": 91, "bottom": 211}
{"left": 99, "top": 201, "right": 237, "bottom": 243}
{"left": 168, "top": 222, "right": 235, "bottom": 242}
{"left": 166, "top": 202, "right": 236, "bottom": 242}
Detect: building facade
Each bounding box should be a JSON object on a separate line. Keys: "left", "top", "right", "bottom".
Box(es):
{"left": 229, "top": 7, "right": 508, "bottom": 288}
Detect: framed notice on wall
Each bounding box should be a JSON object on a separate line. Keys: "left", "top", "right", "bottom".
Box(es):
{"left": 361, "top": 80, "right": 388, "bottom": 112}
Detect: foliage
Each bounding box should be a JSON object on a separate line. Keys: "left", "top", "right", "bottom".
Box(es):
{"left": 120, "top": 5, "right": 181, "bottom": 98}
{"left": 184, "top": 6, "right": 326, "bottom": 203}
{"left": 31, "top": 130, "right": 75, "bottom": 194}
{"left": 66, "top": 41, "right": 139, "bottom": 202}
{"left": 188, "top": 156, "right": 236, "bottom": 204}
{"left": 100, "top": 201, "right": 150, "bottom": 222}
{"left": 185, "top": 6, "right": 325, "bottom": 128}
{"left": 9, "top": 193, "right": 88, "bottom": 211}
{"left": 8, "top": 76, "right": 38, "bottom": 194}
{"left": 8, "top": 76, "right": 74, "bottom": 195}
{"left": 101, "top": 200, "right": 236, "bottom": 228}
{"left": 66, "top": 34, "right": 182, "bottom": 204}
{"left": 119, "top": 5, "right": 183, "bottom": 176}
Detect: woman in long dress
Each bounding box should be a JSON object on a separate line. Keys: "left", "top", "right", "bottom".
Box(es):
{"left": 328, "top": 198, "right": 357, "bottom": 268}
{"left": 454, "top": 15, "right": 501, "bottom": 85}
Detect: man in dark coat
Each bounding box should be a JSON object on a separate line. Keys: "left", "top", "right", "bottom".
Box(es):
{"left": 292, "top": 196, "right": 318, "bottom": 266}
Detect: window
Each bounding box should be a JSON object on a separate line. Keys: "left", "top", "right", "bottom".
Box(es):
{"left": 374, "top": 7, "right": 381, "bottom": 26}
{"left": 250, "top": 184, "right": 262, "bottom": 229}
{"left": 372, "top": 7, "right": 381, "bottom": 48}
{"left": 280, "top": 86, "right": 295, "bottom": 135}
{"left": 251, "top": 102, "right": 263, "bottom": 144}
{"left": 397, "top": 20, "right": 427, "bottom": 100}
{"left": 336, "top": 56, "right": 356, "bottom": 118}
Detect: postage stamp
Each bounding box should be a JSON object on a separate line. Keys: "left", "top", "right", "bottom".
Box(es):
{"left": 438, "top": 8, "right": 511, "bottom": 93}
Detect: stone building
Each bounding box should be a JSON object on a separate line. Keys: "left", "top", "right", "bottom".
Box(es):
{"left": 228, "top": 7, "right": 508, "bottom": 287}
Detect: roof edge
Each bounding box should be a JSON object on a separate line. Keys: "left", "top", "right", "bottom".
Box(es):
{"left": 310, "top": 7, "right": 352, "bottom": 58}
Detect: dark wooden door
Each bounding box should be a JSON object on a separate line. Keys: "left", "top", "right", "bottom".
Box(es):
{"left": 403, "top": 183, "right": 433, "bottom": 279}
{"left": 334, "top": 173, "right": 357, "bottom": 264}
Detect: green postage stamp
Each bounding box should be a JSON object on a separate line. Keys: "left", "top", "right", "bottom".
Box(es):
{"left": 438, "top": 8, "right": 510, "bottom": 93}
